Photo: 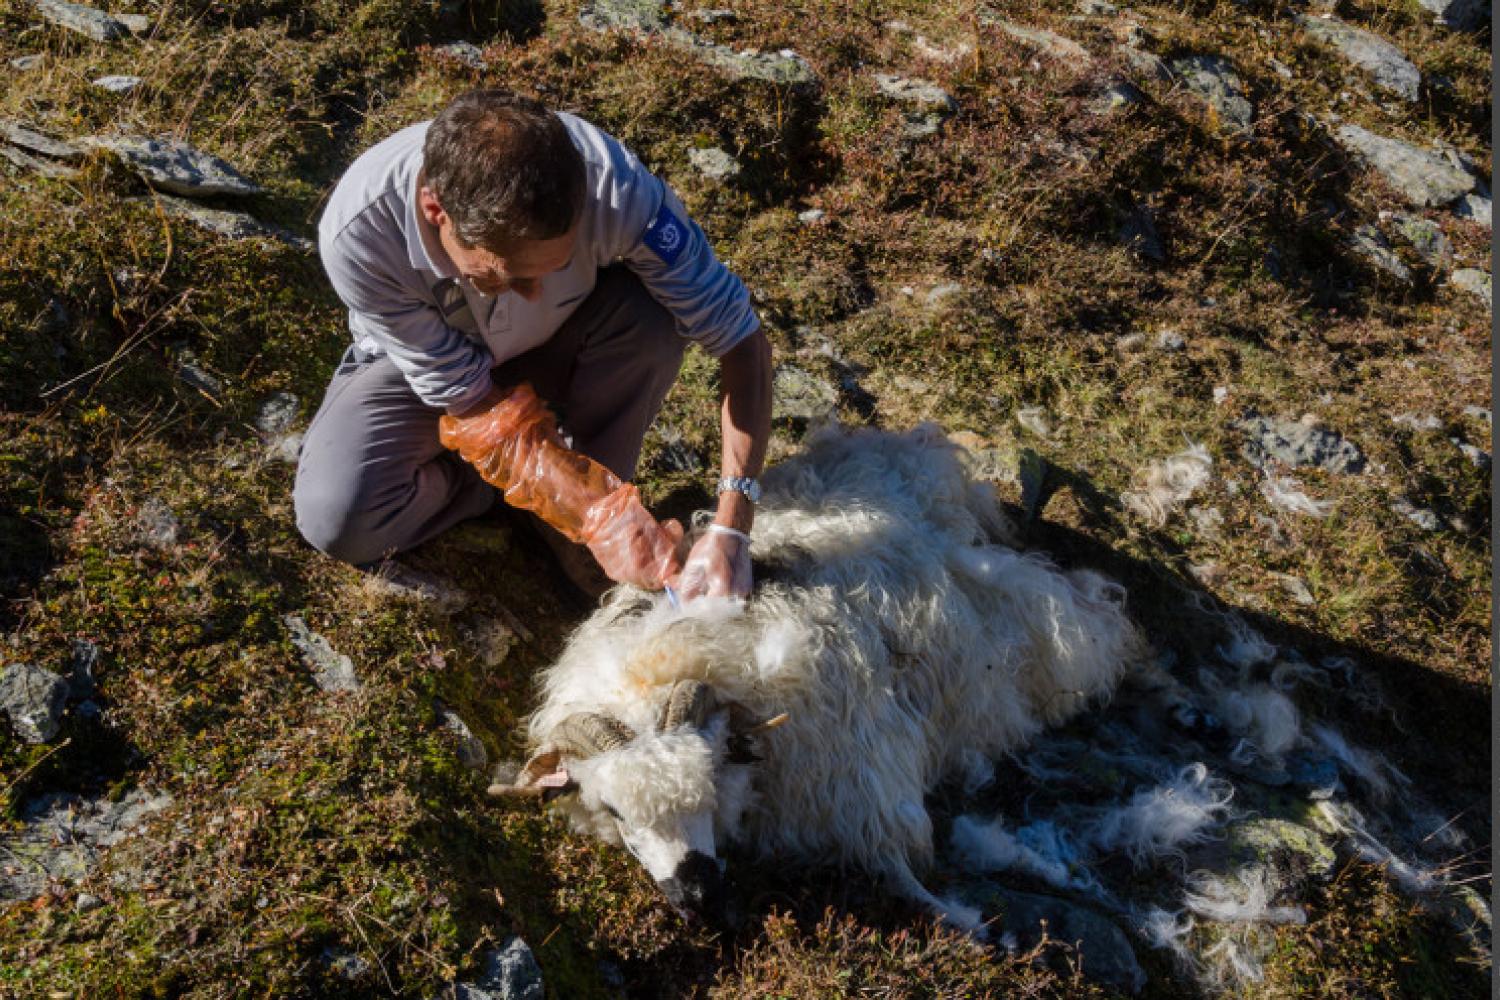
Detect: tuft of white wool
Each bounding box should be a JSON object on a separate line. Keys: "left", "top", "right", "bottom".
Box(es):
{"left": 1211, "top": 610, "right": 1277, "bottom": 669}
{"left": 1269, "top": 657, "right": 1329, "bottom": 692}
{"left": 1130, "top": 906, "right": 1197, "bottom": 969}
{"left": 955, "top": 749, "right": 996, "bottom": 795}
{"left": 569, "top": 731, "right": 718, "bottom": 832}
{"left": 934, "top": 894, "right": 987, "bottom": 934}
{"left": 1202, "top": 682, "right": 1301, "bottom": 759}
{"left": 1088, "top": 763, "right": 1234, "bottom": 867}
{"left": 1311, "top": 725, "right": 1409, "bottom": 803}
{"left": 950, "top": 815, "right": 1094, "bottom": 893}
{"left": 1184, "top": 868, "right": 1307, "bottom": 926}
{"left": 1258, "top": 473, "right": 1331, "bottom": 517}
{"left": 1121, "top": 442, "right": 1214, "bottom": 527}
{"left": 1201, "top": 932, "right": 1270, "bottom": 985}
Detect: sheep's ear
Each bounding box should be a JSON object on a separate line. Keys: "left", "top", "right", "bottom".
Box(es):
{"left": 488, "top": 747, "right": 575, "bottom": 800}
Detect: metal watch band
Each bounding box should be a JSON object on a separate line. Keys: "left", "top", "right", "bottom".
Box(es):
{"left": 716, "top": 475, "right": 762, "bottom": 503}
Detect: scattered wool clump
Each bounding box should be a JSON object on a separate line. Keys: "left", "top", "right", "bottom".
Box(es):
{"left": 1121, "top": 442, "right": 1213, "bottom": 527}
{"left": 1204, "top": 682, "right": 1301, "bottom": 759}
{"left": 1259, "top": 473, "right": 1332, "bottom": 517}
{"left": 1184, "top": 868, "right": 1308, "bottom": 926}
{"left": 1089, "top": 763, "right": 1234, "bottom": 867}
{"left": 950, "top": 815, "right": 1096, "bottom": 894}
{"left": 1312, "top": 725, "right": 1409, "bottom": 802}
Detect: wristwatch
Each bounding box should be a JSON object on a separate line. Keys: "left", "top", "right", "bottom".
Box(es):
{"left": 716, "top": 475, "right": 762, "bottom": 503}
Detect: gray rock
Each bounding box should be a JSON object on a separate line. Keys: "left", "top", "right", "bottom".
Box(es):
{"left": 79, "top": 135, "right": 262, "bottom": 197}
{"left": 1346, "top": 224, "right": 1412, "bottom": 284}
{"left": 1015, "top": 406, "right": 1053, "bottom": 438}
{"left": 1285, "top": 751, "right": 1340, "bottom": 799}
{"left": 452, "top": 937, "right": 545, "bottom": 1000}
{"left": 68, "top": 638, "right": 100, "bottom": 700}
{"left": 153, "top": 194, "right": 313, "bottom": 251}
{"left": 10, "top": 54, "right": 45, "bottom": 71}
{"left": 1298, "top": 16, "right": 1420, "bottom": 102}
{"left": 772, "top": 364, "right": 838, "bottom": 423}
{"left": 688, "top": 146, "right": 740, "bottom": 182}
{"left": 1, "top": 121, "right": 83, "bottom": 161}
{"left": 1267, "top": 57, "right": 1294, "bottom": 80}
{"left": 321, "top": 947, "right": 371, "bottom": 982}
{"left": 1192, "top": 817, "right": 1337, "bottom": 901}
{"left": 578, "top": 0, "right": 665, "bottom": 31}
{"left": 435, "top": 40, "right": 487, "bottom": 69}
{"left": 1391, "top": 498, "right": 1440, "bottom": 531}
{"left": 92, "top": 74, "right": 142, "bottom": 93}
{"left": 1, "top": 788, "right": 171, "bottom": 902}
{"left": 363, "top": 565, "right": 469, "bottom": 614}
{"left": 1333, "top": 124, "right": 1476, "bottom": 208}
{"left": 254, "top": 391, "right": 300, "bottom": 435}
{"left": 873, "top": 72, "right": 956, "bottom": 111}
{"left": 0, "top": 662, "right": 69, "bottom": 744}
{"left": 34, "top": 0, "right": 130, "bottom": 41}
{"left": 176, "top": 353, "right": 224, "bottom": 397}
{"left": 0, "top": 142, "right": 81, "bottom": 179}
{"left": 74, "top": 891, "right": 105, "bottom": 913}
{"left": 1450, "top": 268, "right": 1491, "bottom": 308}
{"left": 797, "top": 208, "right": 826, "bottom": 224}
{"left": 1120, "top": 45, "right": 1170, "bottom": 81}
{"left": 114, "top": 11, "right": 149, "bottom": 34}
{"left": 1414, "top": 0, "right": 1489, "bottom": 30}
{"left": 925, "top": 282, "right": 965, "bottom": 306}
{"left": 1239, "top": 414, "right": 1364, "bottom": 474}
{"left": 1390, "top": 412, "right": 1443, "bottom": 432}
{"left": 1453, "top": 439, "right": 1490, "bottom": 469}
{"left": 1077, "top": 0, "right": 1117, "bottom": 13}
{"left": 1156, "top": 329, "right": 1185, "bottom": 351}
{"left": 135, "top": 497, "right": 180, "bottom": 548}
{"left": 1117, "top": 203, "right": 1165, "bottom": 262}
{"left": 986, "top": 16, "right": 1092, "bottom": 62}
{"left": 439, "top": 707, "right": 488, "bottom": 772}
{"left": 282, "top": 614, "right": 361, "bottom": 693}
{"left": 673, "top": 32, "right": 817, "bottom": 85}
{"left": 1091, "top": 81, "right": 1145, "bottom": 113}
{"left": 465, "top": 617, "right": 516, "bottom": 669}
{"left": 267, "top": 432, "right": 302, "bottom": 464}
{"left": 685, "top": 7, "right": 736, "bottom": 23}
{"left": 1453, "top": 192, "right": 1491, "bottom": 229}
{"left": 1272, "top": 572, "right": 1315, "bottom": 606}
{"left": 649, "top": 426, "right": 703, "bottom": 473}
{"left": 1169, "top": 55, "right": 1254, "bottom": 132}
{"left": 1461, "top": 405, "right": 1490, "bottom": 423}
{"left": 1390, "top": 213, "right": 1453, "bottom": 270}
{"left": 957, "top": 882, "right": 1145, "bottom": 994}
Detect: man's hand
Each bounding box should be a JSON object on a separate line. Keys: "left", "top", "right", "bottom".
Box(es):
{"left": 673, "top": 525, "right": 752, "bottom": 600}
{"left": 582, "top": 484, "right": 684, "bottom": 590}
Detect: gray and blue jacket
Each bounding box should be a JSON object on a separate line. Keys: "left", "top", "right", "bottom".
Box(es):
{"left": 318, "top": 113, "right": 759, "bottom": 413}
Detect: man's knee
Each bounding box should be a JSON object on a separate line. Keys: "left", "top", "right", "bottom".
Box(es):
{"left": 596, "top": 267, "right": 685, "bottom": 367}
{"left": 293, "top": 467, "right": 392, "bottom": 567}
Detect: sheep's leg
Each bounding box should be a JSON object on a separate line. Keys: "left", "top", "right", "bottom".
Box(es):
{"left": 881, "top": 861, "right": 990, "bottom": 939}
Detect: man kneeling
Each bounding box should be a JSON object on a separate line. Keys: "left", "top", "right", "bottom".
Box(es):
{"left": 294, "top": 88, "right": 771, "bottom": 600}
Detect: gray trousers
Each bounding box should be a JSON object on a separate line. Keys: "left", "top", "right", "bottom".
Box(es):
{"left": 295, "top": 266, "right": 687, "bottom": 566}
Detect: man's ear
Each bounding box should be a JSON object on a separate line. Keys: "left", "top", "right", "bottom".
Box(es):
{"left": 417, "top": 185, "right": 448, "bottom": 229}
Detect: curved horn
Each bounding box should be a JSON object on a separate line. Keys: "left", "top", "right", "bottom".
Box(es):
{"left": 659, "top": 679, "right": 716, "bottom": 731}
{"left": 550, "top": 712, "right": 635, "bottom": 758}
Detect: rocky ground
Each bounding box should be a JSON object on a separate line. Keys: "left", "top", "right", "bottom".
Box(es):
{"left": 0, "top": 0, "right": 1492, "bottom": 996}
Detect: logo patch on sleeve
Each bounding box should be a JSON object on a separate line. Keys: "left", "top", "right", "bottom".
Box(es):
{"left": 642, "top": 202, "right": 687, "bottom": 266}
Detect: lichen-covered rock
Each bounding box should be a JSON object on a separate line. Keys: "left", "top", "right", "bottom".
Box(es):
{"left": 283, "top": 614, "right": 361, "bottom": 692}
{"left": 1298, "top": 16, "right": 1420, "bottom": 102}
{"left": 772, "top": 364, "right": 838, "bottom": 423}
{"left": 1454, "top": 192, "right": 1491, "bottom": 229}
{"left": 578, "top": 0, "right": 665, "bottom": 31}
{"left": 1346, "top": 224, "right": 1412, "bottom": 284}
{"left": 1238, "top": 414, "right": 1365, "bottom": 474}
{"left": 1333, "top": 124, "right": 1476, "bottom": 208}
{"left": 688, "top": 146, "right": 741, "bottom": 181}
{"left": 448, "top": 937, "right": 545, "bottom": 1000}
{"left": 0, "top": 788, "right": 172, "bottom": 901}
{"left": 1169, "top": 55, "right": 1254, "bottom": 132}
{"left": 92, "top": 74, "right": 142, "bottom": 93}
{"left": 153, "top": 194, "right": 312, "bottom": 250}
{"left": 1, "top": 121, "right": 83, "bottom": 161}
{"left": 984, "top": 15, "right": 1092, "bottom": 62}
{"left": 1450, "top": 268, "right": 1491, "bottom": 308}
{"left": 1390, "top": 213, "right": 1454, "bottom": 270}
{"left": 0, "top": 662, "right": 68, "bottom": 743}
{"left": 79, "top": 135, "right": 263, "bottom": 197}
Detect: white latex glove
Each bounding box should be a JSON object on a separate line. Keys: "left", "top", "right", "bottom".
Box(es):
{"left": 673, "top": 525, "right": 753, "bottom": 601}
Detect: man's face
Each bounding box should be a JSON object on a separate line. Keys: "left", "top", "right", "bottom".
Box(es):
{"left": 418, "top": 185, "right": 575, "bottom": 301}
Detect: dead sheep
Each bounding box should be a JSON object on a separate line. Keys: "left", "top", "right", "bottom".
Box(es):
{"left": 493, "top": 424, "right": 1143, "bottom": 927}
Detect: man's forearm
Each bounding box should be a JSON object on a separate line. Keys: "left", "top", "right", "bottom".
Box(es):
{"left": 715, "top": 328, "right": 773, "bottom": 533}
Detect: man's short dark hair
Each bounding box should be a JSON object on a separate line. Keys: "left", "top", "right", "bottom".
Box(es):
{"left": 423, "top": 89, "right": 587, "bottom": 249}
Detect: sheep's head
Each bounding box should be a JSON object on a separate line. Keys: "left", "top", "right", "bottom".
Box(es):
{"left": 490, "top": 680, "right": 785, "bottom": 928}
